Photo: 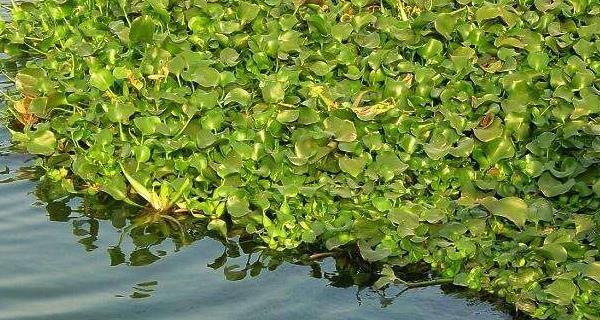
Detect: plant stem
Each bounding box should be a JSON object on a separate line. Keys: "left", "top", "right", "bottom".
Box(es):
{"left": 308, "top": 251, "right": 339, "bottom": 260}
{"left": 395, "top": 278, "right": 454, "bottom": 288}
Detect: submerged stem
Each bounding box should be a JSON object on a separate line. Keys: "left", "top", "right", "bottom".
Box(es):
{"left": 394, "top": 278, "right": 454, "bottom": 288}
{"left": 308, "top": 251, "right": 340, "bottom": 260}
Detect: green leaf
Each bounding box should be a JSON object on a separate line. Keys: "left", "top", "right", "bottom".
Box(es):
{"left": 276, "top": 110, "right": 299, "bottom": 123}
{"left": 474, "top": 120, "right": 503, "bottom": 142}
{"left": 101, "top": 174, "right": 128, "bottom": 201}
{"left": 331, "top": 23, "right": 354, "bottom": 42}
{"left": 481, "top": 197, "right": 528, "bottom": 228}
{"left": 224, "top": 88, "right": 252, "bottom": 106}
{"left": 354, "top": 32, "right": 380, "bottom": 49}
{"left": 325, "top": 233, "right": 354, "bottom": 250}
{"left": 106, "top": 101, "right": 135, "bottom": 123}
{"left": 190, "top": 90, "right": 219, "bottom": 111}
{"left": 166, "top": 178, "right": 191, "bottom": 208}
{"left": 238, "top": 2, "right": 260, "bottom": 24}
{"left": 339, "top": 157, "right": 366, "bottom": 178}
{"left": 434, "top": 12, "right": 458, "bottom": 39}
{"left": 323, "top": 116, "right": 357, "bottom": 142}
{"left": 26, "top": 129, "right": 56, "bottom": 155}
{"left": 309, "top": 61, "right": 332, "bottom": 77}
{"left": 208, "top": 219, "right": 228, "bottom": 238}
{"left": 227, "top": 194, "right": 250, "bottom": 217}
{"left": 134, "top": 116, "right": 161, "bottom": 135}
{"left": 375, "top": 151, "right": 407, "bottom": 180}
{"left": 419, "top": 38, "right": 443, "bottom": 59}
{"left": 527, "top": 52, "right": 550, "bottom": 71}
{"left": 450, "top": 138, "right": 474, "bottom": 157}
{"left": 537, "top": 243, "right": 568, "bottom": 262}
{"left": 423, "top": 137, "right": 451, "bottom": 160}
{"left": 195, "top": 128, "right": 217, "bottom": 148}
{"left": 90, "top": 69, "right": 114, "bottom": 91}
{"left": 573, "top": 39, "right": 596, "bottom": 60}
{"left": 358, "top": 240, "right": 391, "bottom": 262}
{"left": 538, "top": 173, "right": 575, "bottom": 197}
{"left": 261, "top": 80, "right": 285, "bottom": 104}
{"left": 190, "top": 66, "right": 220, "bottom": 87}
{"left": 544, "top": 279, "right": 578, "bottom": 306}
{"left": 15, "top": 68, "right": 50, "bottom": 97}
{"left": 219, "top": 48, "right": 240, "bottom": 66}
{"left": 584, "top": 263, "right": 600, "bottom": 283}
{"left": 129, "top": 16, "right": 155, "bottom": 44}
{"left": 484, "top": 134, "right": 515, "bottom": 164}
{"left": 294, "top": 135, "right": 318, "bottom": 159}
{"left": 121, "top": 163, "right": 162, "bottom": 210}
{"left": 388, "top": 206, "right": 419, "bottom": 237}
{"left": 572, "top": 89, "right": 600, "bottom": 119}
{"left": 145, "top": 0, "right": 170, "bottom": 21}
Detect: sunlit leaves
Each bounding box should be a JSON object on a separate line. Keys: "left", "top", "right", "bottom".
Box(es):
{"left": 101, "top": 175, "right": 128, "bottom": 201}
{"left": 5, "top": 0, "right": 600, "bottom": 317}
{"left": 573, "top": 39, "right": 596, "bottom": 60}
{"left": 224, "top": 88, "right": 251, "bottom": 106}
{"left": 358, "top": 240, "right": 391, "bottom": 262}
{"left": 208, "top": 219, "right": 228, "bottom": 238}
{"left": 481, "top": 197, "right": 528, "bottom": 228}
{"left": 331, "top": 23, "right": 353, "bottom": 42}
{"left": 483, "top": 134, "right": 515, "bottom": 165}
{"left": 134, "top": 116, "right": 161, "bottom": 135}
{"left": 475, "top": 4, "right": 520, "bottom": 28}
{"left": 351, "top": 100, "right": 395, "bottom": 121}
{"left": 434, "top": 11, "right": 461, "bottom": 39}
{"left": 388, "top": 206, "right": 419, "bottom": 237}
{"left": 227, "top": 195, "right": 250, "bottom": 218}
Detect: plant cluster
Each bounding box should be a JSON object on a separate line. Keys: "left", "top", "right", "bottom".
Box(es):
{"left": 1, "top": 0, "right": 600, "bottom": 318}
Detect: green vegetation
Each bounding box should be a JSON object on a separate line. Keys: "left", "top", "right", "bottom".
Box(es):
{"left": 1, "top": 0, "right": 600, "bottom": 318}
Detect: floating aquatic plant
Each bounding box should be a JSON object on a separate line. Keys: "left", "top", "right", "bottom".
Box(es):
{"left": 1, "top": 0, "right": 600, "bottom": 318}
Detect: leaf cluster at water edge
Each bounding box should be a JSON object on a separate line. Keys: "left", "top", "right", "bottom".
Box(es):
{"left": 1, "top": 0, "right": 600, "bottom": 318}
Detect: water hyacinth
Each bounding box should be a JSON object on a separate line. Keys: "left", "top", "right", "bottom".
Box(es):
{"left": 1, "top": 0, "right": 599, "bottom": 318}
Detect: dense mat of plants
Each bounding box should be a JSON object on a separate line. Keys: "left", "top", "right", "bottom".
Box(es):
{"left": 1, "top": 0, "right": 600, "bottom": 318}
